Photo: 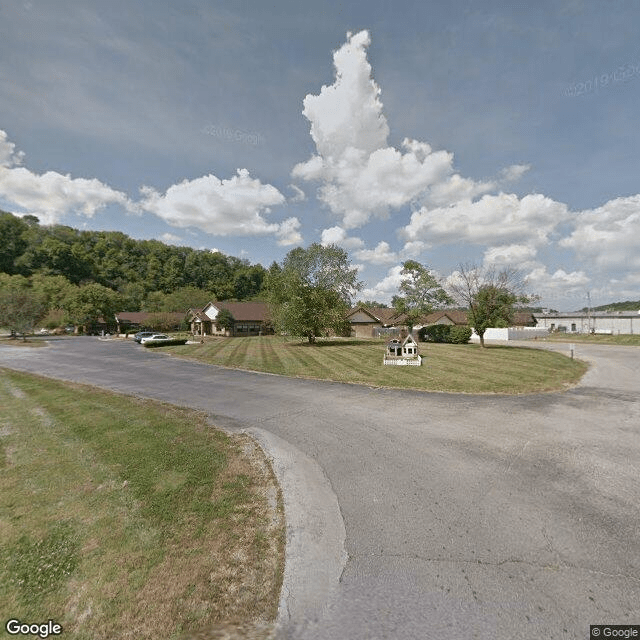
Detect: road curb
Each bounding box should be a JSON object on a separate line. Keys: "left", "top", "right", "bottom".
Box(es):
{"left": 247, "top": 427, "right": 347, "bottom": 638}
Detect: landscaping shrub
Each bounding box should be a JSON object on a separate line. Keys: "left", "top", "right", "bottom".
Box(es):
{"left": 448, "top": 325, "right": 473, "bottom": 344}
{"left": 419, "top": 324, "right": 472, "bottom": 344}
{"left": 143, "top": 338, "right": 188, "bottom": 348}
{"left": 419, "top": 325, "right": 451, "bottom": 343}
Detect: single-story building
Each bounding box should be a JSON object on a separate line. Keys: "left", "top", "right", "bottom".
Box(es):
{"left": 346, "top": 306, "right": 404, "bottom": 338}
{"left": 114, "top": 311, "right": 186, "bottom": 334}
{"left": 188, "top": 301, "right": 272, "bottom": 337}
{"left": 420, "top": 309, "right": 536, "bottom": 328}
{"left": 533, "top": 310, "right": 640, "bottom": 335}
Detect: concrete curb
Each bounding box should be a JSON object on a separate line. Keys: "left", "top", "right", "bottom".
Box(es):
{"left": 247, "top": 428, "right": 347, "bottom": 638}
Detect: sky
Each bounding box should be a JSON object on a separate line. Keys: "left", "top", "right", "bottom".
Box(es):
{"left": 1, "top": 0, "right": 639, "bottom": 310}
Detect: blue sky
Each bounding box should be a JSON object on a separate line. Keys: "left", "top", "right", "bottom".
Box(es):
{"left": 1, "top": 0, "right": 639, "bottom": 309}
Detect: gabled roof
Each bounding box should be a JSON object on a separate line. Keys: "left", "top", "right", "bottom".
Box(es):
{"left": 423, "top": 309, "right": 536, "bottom": 327}
{"left": 216, "top": 301, "right": 270, "bottom": 322}
{"left": 188, "top": 308, "right": 209, "bottom": 322}
{"left": 200, "top": 301, "right": 270, "bottom": 323}
{"left": 423, "top": 310, "right": 469, "bottom": 325}
{"left": 346, "top": 306, "right": 401, "bottom": 325}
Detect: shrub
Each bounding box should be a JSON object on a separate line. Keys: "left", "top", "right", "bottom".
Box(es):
{"left": 419, "top": 324, "right": 451, "bottom": 343}
{"left": 143, "top": 338, "right": 188, "bottom": 348}
{"left": 448, "top": 325, "right": 473, "bottom": 344}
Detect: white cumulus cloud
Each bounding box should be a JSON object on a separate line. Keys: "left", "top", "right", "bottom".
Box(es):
{"left": 402, "top": 192, "right": 570, "bottom": 248}
{"left": 320, "top": 225, "right": 365, "bottom": 249}
{"left": 139, "top": 168, "right": 301, "bottom": 244}
{"left": 483, "top": 243, "right": 539, "bottom": 268}
{"left": 359, "top": 264, "right": 405, "bottom": 303}
{"left": 560, "top": 195, "right": 640, "bottom": 269}
{"left": 0, "top": 129, "right": 134, "bottom": 225}
{"left": 0, "top": 130, "right": 25, "bottom": 167}
{"left": 292, "top": 31, "right": 455, "bottom": 229}
{"left": 354, "top": 241, "right": 398, "bottom": 265}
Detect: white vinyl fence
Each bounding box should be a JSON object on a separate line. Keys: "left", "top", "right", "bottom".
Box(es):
{"left": 470, "top": 327, "right": 550, "bottom": 342}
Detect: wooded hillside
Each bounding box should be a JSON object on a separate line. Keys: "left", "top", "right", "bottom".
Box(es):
{"left": 0, "top": 210, "right": 267, "bottom": 314}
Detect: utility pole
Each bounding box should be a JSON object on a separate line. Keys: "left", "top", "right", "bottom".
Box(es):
{"left": 586, "top": 291, "right": 592, "bottom": 334}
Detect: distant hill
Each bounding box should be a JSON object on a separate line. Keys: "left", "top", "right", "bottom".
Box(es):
{"left": 581, "top": 301, "right": 640, "bottom": 312}
{"left": 0, "top": 209, "right": 268, "bottom": 312}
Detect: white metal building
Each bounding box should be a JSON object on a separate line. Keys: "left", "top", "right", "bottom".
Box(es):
{"left": 533, "top": 311, "right": 640, "bottom": 335}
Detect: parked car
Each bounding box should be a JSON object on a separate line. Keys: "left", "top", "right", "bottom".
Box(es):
{"left": 139, "top": 333, "right": 171, "bottom": 344}
{"left": 134, "top": 331, "right": 155, "bottom": 343}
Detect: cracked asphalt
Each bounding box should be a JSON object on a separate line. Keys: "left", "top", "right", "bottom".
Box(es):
{"left": 1, "top": 338, "right": 638, "bottom": 639}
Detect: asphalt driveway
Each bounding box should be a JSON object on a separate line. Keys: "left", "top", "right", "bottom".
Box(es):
{"left": 1, "top": 337, "right": 638, "bottom": 639}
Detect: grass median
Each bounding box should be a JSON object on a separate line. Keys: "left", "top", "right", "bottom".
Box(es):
{"left": 541, "top": 333, "right": 640, "bottom": 346}
{"left": 0, "top": 368, "right": 284, "bottom": 640}
{"left": 164, "top": 336, "right": 588, "bottom": 394}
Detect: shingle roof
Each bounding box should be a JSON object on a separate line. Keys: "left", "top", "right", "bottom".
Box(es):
{"left": 116, "top": 311, "right": 186, "bottom": 325}
{"left": 346, "top": 306, "right": 401, "bottom": 325}
{"left": 422, "top": 309, "right": 536, "bottom": 326}
{"left": 212, "top": 301, "right": 270, "bottom": 322}
{"left": 422, "top": 310, "right": 469, "bottom": 325}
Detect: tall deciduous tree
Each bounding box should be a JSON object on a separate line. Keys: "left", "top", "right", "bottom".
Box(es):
{"left": 0, "top": 275, "right": 47, "bottom": 340}
{"left": 63, "top": 283, "right": 122, "bottom": 332}
{"left": 267, "top": 243, "right": 362, "bottom": 343}
{"left": 448, "top": 264, "right": 533, "bottom": 347}
{"left": 392, "top": 260, "right": 452, "bottom": 331}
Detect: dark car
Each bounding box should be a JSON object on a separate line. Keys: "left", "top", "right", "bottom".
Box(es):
{"left": 134, "top": 331, "right": 155, "bottom": 343}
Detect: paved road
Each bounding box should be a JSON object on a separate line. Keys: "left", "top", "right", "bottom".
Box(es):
{"left": 1, "top": 338, "right": 639, "bottom": 639}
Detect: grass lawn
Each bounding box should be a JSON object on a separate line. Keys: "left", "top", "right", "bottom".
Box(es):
{"left": 0, "top": 369, "right": 284, "bottom": 640}
{"left": 164, "top": 336, "right": 588, "bottom": 394}
{"left": 541, "top": 333, "right": 640, "bottom": 346}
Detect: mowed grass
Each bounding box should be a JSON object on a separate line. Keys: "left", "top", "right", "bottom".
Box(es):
{"left": 0, "top": 369, "right": 284, "bottom": 640}
{"left": 166, "top": 336, "right": 588, "bottom": 394}
{"left": 542, "top": 333, "right": 640, "bottom": 346}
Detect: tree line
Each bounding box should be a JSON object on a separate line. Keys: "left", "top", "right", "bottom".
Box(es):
{"left": 1, "top": 211, "right": 533, "bottom": 347}
{"left": 0, "top": 210, "right": 268, "bottom": 335}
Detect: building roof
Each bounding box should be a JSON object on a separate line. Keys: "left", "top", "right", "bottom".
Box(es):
{"left": 115, "top": 311, "right": 186, "bottom": 325}
{"left": 422, "top": 310, "right": 469, "bottom": 325}
{"left": 423, "top": 309, "right": 536, "bottom": 327}
{"left": 346, "top": 306, "right": 402, "bottom": 325}
{"left": 217, "top": 301, "right": 270, "bottom": 322}
{"left": 200, "top": 301, "right": 270, "bottom": 323}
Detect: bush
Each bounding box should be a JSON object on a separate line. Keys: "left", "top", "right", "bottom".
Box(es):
{"left": 419, "top": 324, "right": 472, "bottom": 344}
{"left": 419, "top": 324, "right": 451, "bottom": 343}
{"left": 143, "top": 339, "right": 188, "bottom": 348}
{"left": 448, "top": 326, "right": 473, "bottom": 344}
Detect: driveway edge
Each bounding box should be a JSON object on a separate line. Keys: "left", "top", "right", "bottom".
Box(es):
{"left": 246, "top": 427, "right": 348, "bottom": 638}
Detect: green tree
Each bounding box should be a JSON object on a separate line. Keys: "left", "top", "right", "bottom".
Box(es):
{"left": 267, "top": 243, "right": 362, "bottom": 343}
{"left": 215, "top": 308, "right": 235, "bottom": 333}
{"left": 0, "top": 275, "right": 47, "bottom": 340}
{"left": 162, "top": 286, "right": 217, "bottom": 312}
{"left": 0, "top": 211, "right": 29, "bottom": 274}
{"left": 392, "top": 260, "right": 452, "bottom": 331}
{"left": 448, "top": 264, "right": 532, "bottom": 348}
{"left": 63, "top": 283, "right": 121, "bottom": 332}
